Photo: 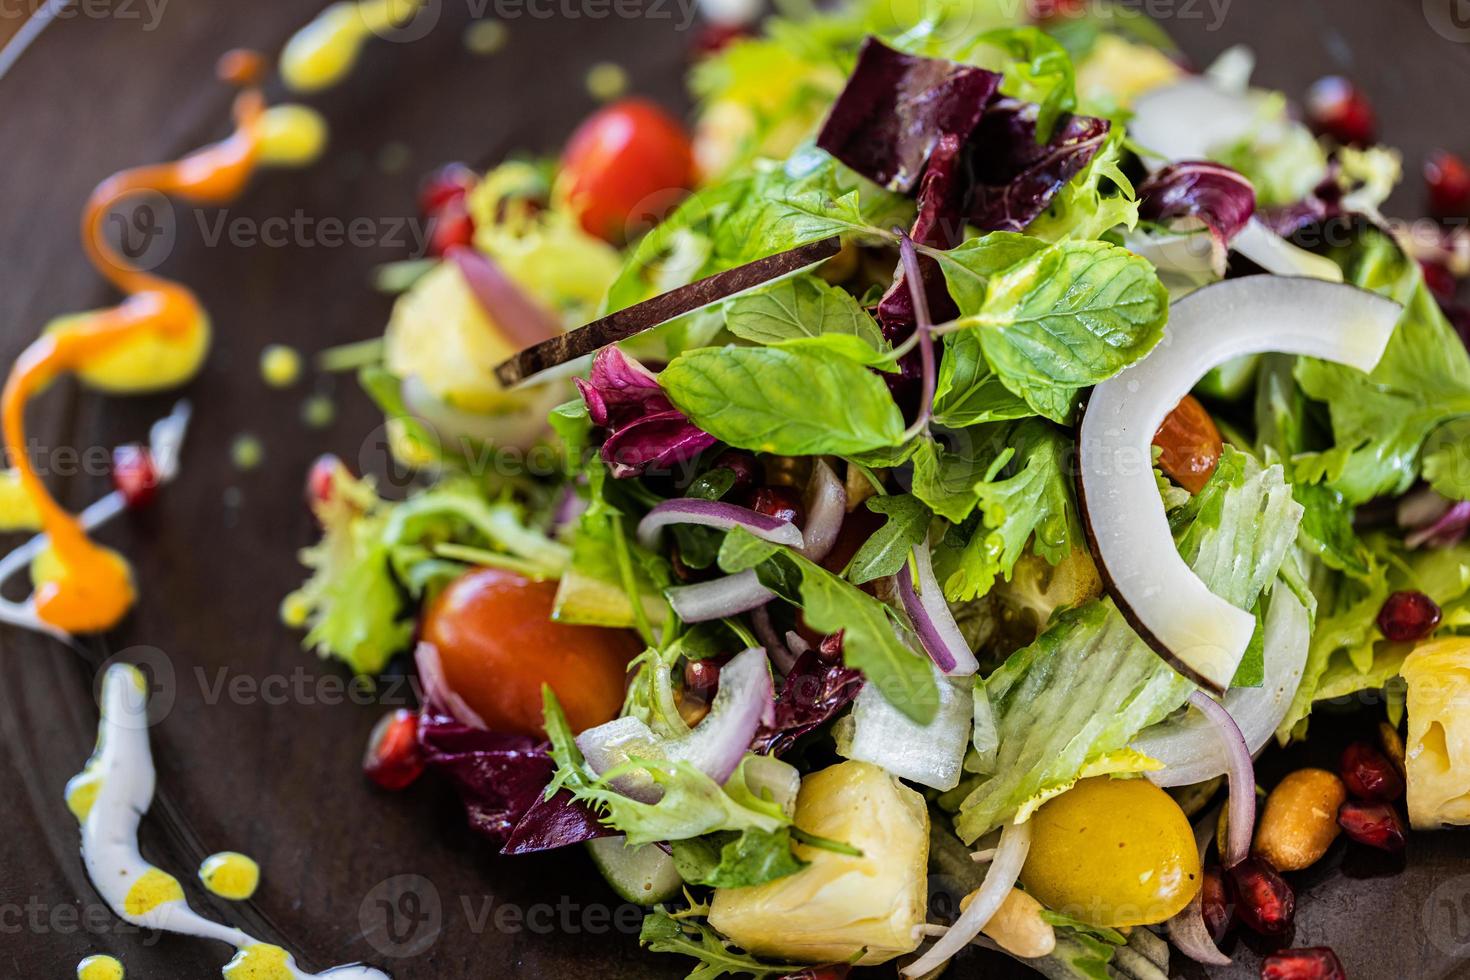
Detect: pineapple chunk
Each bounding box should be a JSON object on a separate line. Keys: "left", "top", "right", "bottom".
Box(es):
{"left": 1402, "top": 638, "right": 1470, "bottom": 829}
{"left": 708, "top": 761, "right": 928, "bottom": 966}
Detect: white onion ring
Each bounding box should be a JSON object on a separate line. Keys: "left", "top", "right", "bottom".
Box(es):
{"left": 1166, "top": 811, "right": 1231, "bottom": 966}
{"left": 902, "top": 819, "right": 1032, "bottom": 977}
{"left": 666, "top": 570, "right": 774, "bottom": 623}
{"left": 414, "top": 642, "right": 488, "bottom": 730}
{"left": 799, "top": 460, "right": 846, "bottom": 564}
{"left": 1134, "top": 588, "right": 1309, "bottom": 787}
{"left": 1078, "top": 276, "right": 1399, "bottom": 692}
{"left": 1186, "top": 691, "right": 1254, "bottom": 869}
{"left": 896, "top": 542, "right": 978, "bottom": 677}
{"left": 637, "top": 499, "right": 804, "bottom": 552}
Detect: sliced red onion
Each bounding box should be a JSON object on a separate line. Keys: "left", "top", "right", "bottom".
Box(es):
{"left": 1405, "top": 496, "right": 1470, "bottom": 550}
{"left": 1399, "top": 486, "right": 1454, "bottom": 529}
{"left": 445, "top": 245, "right": 563, "bottom": 351}
{"left": 901, "top": 819, "right": 1032, "bottom": 977}
{"left": 1187, "top": 691, "right": 1254, "bottom": 869}
{"left": 637, "top": 499, "right": 804, "bottom": 552}
{"left": 799, "top": 460, "right": 846, "bottom": 564}
{"left": 784, "top": 631, "right": 811, "bottom": 657}
{"left": 1167, "top": 811, "right": 1231, "bottom": 966}
{"left": 1134, "top": 588, "right": 1309, "bottom": 787}
{"left": 750, "top": 605, "right": 797, "bottom": 675}
{"left": 414, "top": 642, "right": 488, "bottom": 730}
{"left": 897, "top": 541, "right": 979, "bottom": 677}
{"left": 1078, "top": 276, "right": 1399, "bottom": 692}
{"left": 666, "top": 570, "right": 775, "bottom": 623}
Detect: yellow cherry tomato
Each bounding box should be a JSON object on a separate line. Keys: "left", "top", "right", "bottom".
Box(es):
{"left": 1018, "top": 776, "right": 1201, "bottom": 928}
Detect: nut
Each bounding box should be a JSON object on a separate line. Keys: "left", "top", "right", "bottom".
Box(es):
{"left": 961, "top": 887, "right": 1056, "bottom": 959}
{"left": 1253, "top": 768, "right": 1347, "bottom": 871}
{"left": 1378, "top": 721, "right": 1407, "bottom": 776}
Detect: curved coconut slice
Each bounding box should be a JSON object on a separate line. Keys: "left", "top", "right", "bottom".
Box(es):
{"left": 1078, "top": 277, "right": 1400, "bottom": 691}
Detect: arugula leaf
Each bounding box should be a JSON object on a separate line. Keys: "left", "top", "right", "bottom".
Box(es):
{"left": 660, "top": 346, "right": 905, "bottom": 455}
{"left": 639, "top": 907, "right": 809, "bottom": 980}
{"left": 933, "top": 419, "right": 1081, "bottom": 602}
{"left": 724, "top": 274, "right": 890, "bottom": 369}
{"left": 977, "top": 27, "right": 1077, "bottom": 140}
{"left": 845, "top": 495, "right": 932, "bottom": 584}
{"left": 1423, "top": 417, "right": 1470, "bottom": 502}
{"left": 670, "top": 828, "right": 807, "bottom": 889}
{"left": 945, "top": 239, "right": 1168, "bottom": 423}
{"left": 911, "top": 432, "right": 1006, "bottom": 524}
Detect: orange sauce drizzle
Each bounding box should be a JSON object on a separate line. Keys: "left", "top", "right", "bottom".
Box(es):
{"left": 0, "top": 52, "right": 274, "bottom": 634}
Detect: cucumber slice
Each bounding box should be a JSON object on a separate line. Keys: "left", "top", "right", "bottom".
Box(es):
{"left": 587, "top": 836, "right": 683, "bottom": 906}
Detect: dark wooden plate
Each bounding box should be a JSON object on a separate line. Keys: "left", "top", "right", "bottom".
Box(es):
{"left": 1, "top": 1, "right": 1467, "bottom": 976}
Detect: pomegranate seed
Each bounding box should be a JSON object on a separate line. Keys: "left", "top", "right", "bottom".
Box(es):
{"left": 1261, "top": 947, "right": 1346, "bottom": 980}
{"left": 1338, "top": 800, "right": 1407, "bottom": 852}
{"left": 428, "top": 198, "right": 475, "bottom": 257}
{"left": 818, "top": 631, "right": 845, "bottom": 663}
{"left": 745, "top": 485, "right": 803, "bottom": 526}
{"left": 419, "top": 163, "right": 477, "bottom": 217}
{"left": 684, "top": 657, "right": 725, "bottom": 696}
{"left": 363, "top": 709, "right": 425, "bottom": 791}
{"left": 1305, "top": 76, "right": 1376, "bottom": 146}
{"left": 1027, "top": 0, "right": 1086, "bottom": 20}
{"left": 1421, "top": 260, "right": 1458, "bottom": 305}
{"left": 305, "top": 453, "right": 347, "bottom": 510}
{"left": 1228, "top": 857, "right": 1295, "bottom": 936}
{"left": 711, "top": 450, "right": 759, "bottom": 493}
{"left": 1376, "top": 590, "right": 1442, "bottom": 642}
{"left": 1339, "top": 741, "right": 1405, "bottom": 802}
{"left": 1201, "top": 865, "right": 1234, "bottom": 942}
{"left": 1426, "top": 150, "right": 1470, "bottom": 219}
{"left": 112, "top": 444, "right": 160, "bottom": 509}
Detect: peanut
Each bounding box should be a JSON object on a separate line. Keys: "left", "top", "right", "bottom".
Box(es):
{"left": 960, "top": 887, "right": 1056, "bottom": 959}
{"left": 1379, "top": 721, "right": 1407, "bottom": 776}
{"left": 1253, "top": 768, "right": 1347, "bottom": 871}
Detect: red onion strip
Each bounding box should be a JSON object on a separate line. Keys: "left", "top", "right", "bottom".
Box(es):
{"left": 799, "top": 460, "right": 846, "bottom": 564}
{"left": 666, "top": 570, "right": 774, "bottom": 623}
{"left": 415, "top": 642, "right": 488, "bottom": 729}
{"left": 1166, "top": 810, "right": 1231, "bottom": 966}
{"left": 897, "top": 542, "right": 979, "bottom": 677}
{"left": 1187, "top": 690, "right": 1254, "bottom": 868}
{"left": 750, "top": 605, "right": 797, "bottom": 675}
{"left": 446, "top": 245, "right": 563, "bottom": 351}
{"left": 637, "top": 499, "right": 804, "bottom": 552}
{"left": 901, "top": 819, "right": 1032, "bottom": 977}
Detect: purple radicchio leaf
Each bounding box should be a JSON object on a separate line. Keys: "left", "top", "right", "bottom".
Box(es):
{"left": 502, "top": 788, "right": 615, "bottom": 854}
{"left": 750, "top": 647, "right": 863, "bottom": 757}
{"left": 1258, "top": 165, "right": 1346, "bottom": 238}
{"left": 817, "top": 36, "right": 1000, "bottom": 193}
{"left": 1137, "top": 161, "right": 1256, "bottom": 276}
{"left": 967, "top": 100, "right": 1110, "bottom": 233}
{"left": 574, "top": 347, "right": 716, "bottom": 479}
{"left": 417, "top": 708, "right": 560, "bottom": 845}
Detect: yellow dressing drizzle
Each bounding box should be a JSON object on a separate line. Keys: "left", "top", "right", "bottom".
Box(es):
{"left": 77, "top": 954, "right": 125, "bottom": 980}
{"left": 223, "top": 944, "right": 301, "bottom": 980}
{"left": 123, "top": 868, "right": 186, "bottom": 917}
{"left": 200, "top": 852, "right": 262, "bottom": 901}
{"left": 280, "top": 0, "right": 427, "bottom": 92}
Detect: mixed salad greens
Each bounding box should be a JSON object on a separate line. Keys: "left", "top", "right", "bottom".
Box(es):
{"left": 286, "top": 1, "right": 1470, "bottom": 977}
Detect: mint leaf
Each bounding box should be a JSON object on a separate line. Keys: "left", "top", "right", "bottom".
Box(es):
{"left": 928, "top": 232, "right": 1048, "bottom": 312}
{"left": 932, "top": 330, "right": 1034, "bottom": 428}
{"left": 660, "top": 346, "right": 905, "bottom": 455}
{"left": 670, "top": 828, "right": 807, "bottom": 889}
{"left": 845, "top": 495, "right": 932, "bottom": 585}
{"left": 950, "top": 239, "right": 1167, "bottom": 424}
{"left": 725, "top": 274, "right": 886, "bottom": 349}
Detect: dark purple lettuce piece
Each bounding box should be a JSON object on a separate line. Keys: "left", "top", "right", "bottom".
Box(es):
{"left": 750, "top": 649, "right": 863, "bottom": 757}
{"left": 878, "top": 132, "right": 968, "bottom": 335}
{"left": 1259, "top": 166, "right": 1347, "bottom": 238}
{"left": 574, "top": 347, "right": 715, "bottom": 479}
{"left": 1138, "top": 161, "right": 1255, "bottom": 274}
{"left": 817, "top": 37, "right": 1000, "bottom": 193}
{"left": 502, "top": 788, "right": 615, "bottom": 854}
{"left": 967, "top": 100, "right": 1110, "bottom": 233}
{"left": 417, "top": 708, "right": 557, "bottom": 844}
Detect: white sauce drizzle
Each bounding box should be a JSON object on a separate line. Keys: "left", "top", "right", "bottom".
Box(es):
{"left": 70, "top": 664, "right": 390, "bottom": 980}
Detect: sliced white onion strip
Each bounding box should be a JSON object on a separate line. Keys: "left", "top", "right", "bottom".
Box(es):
{"left": 901, "top": 819, "right": 1032, "bottom": 977}
{"left": 1134, "top": 588, "right": 1309, "bottom": 786}
{"left": 1078, "top": 276, "right": 1399, "bottom": 692}
{"left": 414, "top": 642, "right": 487, "bottom": 730}
{"left": 897, "top": 542, "right": 978, "bottom": 677}
{"left": 1166, "top": 811, "right": 1231, "bottom": 966}
{"left": 666, "top": 570, "right": 774, "bottom": 623}
{"left": 1232, "top": 218, "right": 1345, "bottom": 282}
{"left": 576, "top": 648, "right": 774, "bottom": 796}
{"left": 799, "top": 460, "right": 846, "bottom": 564}
{"left": 637, "top": 499, "right": 804, "bottom": 552}
{"left": 1187, "top": 691, "right": 1254, "bottom": 868}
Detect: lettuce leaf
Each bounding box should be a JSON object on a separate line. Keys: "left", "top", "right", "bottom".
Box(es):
{"left": 639, "top": 906, "right": 811, "bottom": 980}
{"left": 669, "top": 828, "right": 808, "bottom": 889}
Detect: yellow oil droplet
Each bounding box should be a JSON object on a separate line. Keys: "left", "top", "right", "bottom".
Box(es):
{"left": 259, "top": 344, "right": 303, "bottom": 388}
{"left": 280, "top": 0, "right": 425, "bottom": 93}
{"left": 65, "top": 769, "right": 103, "bottom": 823}
{"left": 585, "top": 62, "right": 628, "bottom": 102}
{"left": 123, "top": 868, "right": 184, "bottom": 917}
{"left": 0, "top": 468, "right": 42, "bottom": 532}
{"left": 463, "top": 20, "right": 507, "bottom": 56}
{"left": 77, "top": 954, "right": 125, "bottom": 980}
{"left": 222, "top": 943, "right": 297, "bottom": 980}
{"left": 199, "top": 852, "right": 261, "bottom": 901}
{"left": 301, "top": 394, "right": 336, "bottom": 430}
{"left": 280, "top": 591, "right": 312, "bottom": 629}
{"left": 231, "top": 435, "right": 264, "bottom": 471}
{"left": 257, "top": 106, "right": 329, "bottom": 168}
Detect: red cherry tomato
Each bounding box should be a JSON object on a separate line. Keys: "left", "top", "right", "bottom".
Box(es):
{"left": 558, "top": 99, "right": 695, "bottom": 244}
{"left": 421, "top": 568, "right": 642, "bottom": 737}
